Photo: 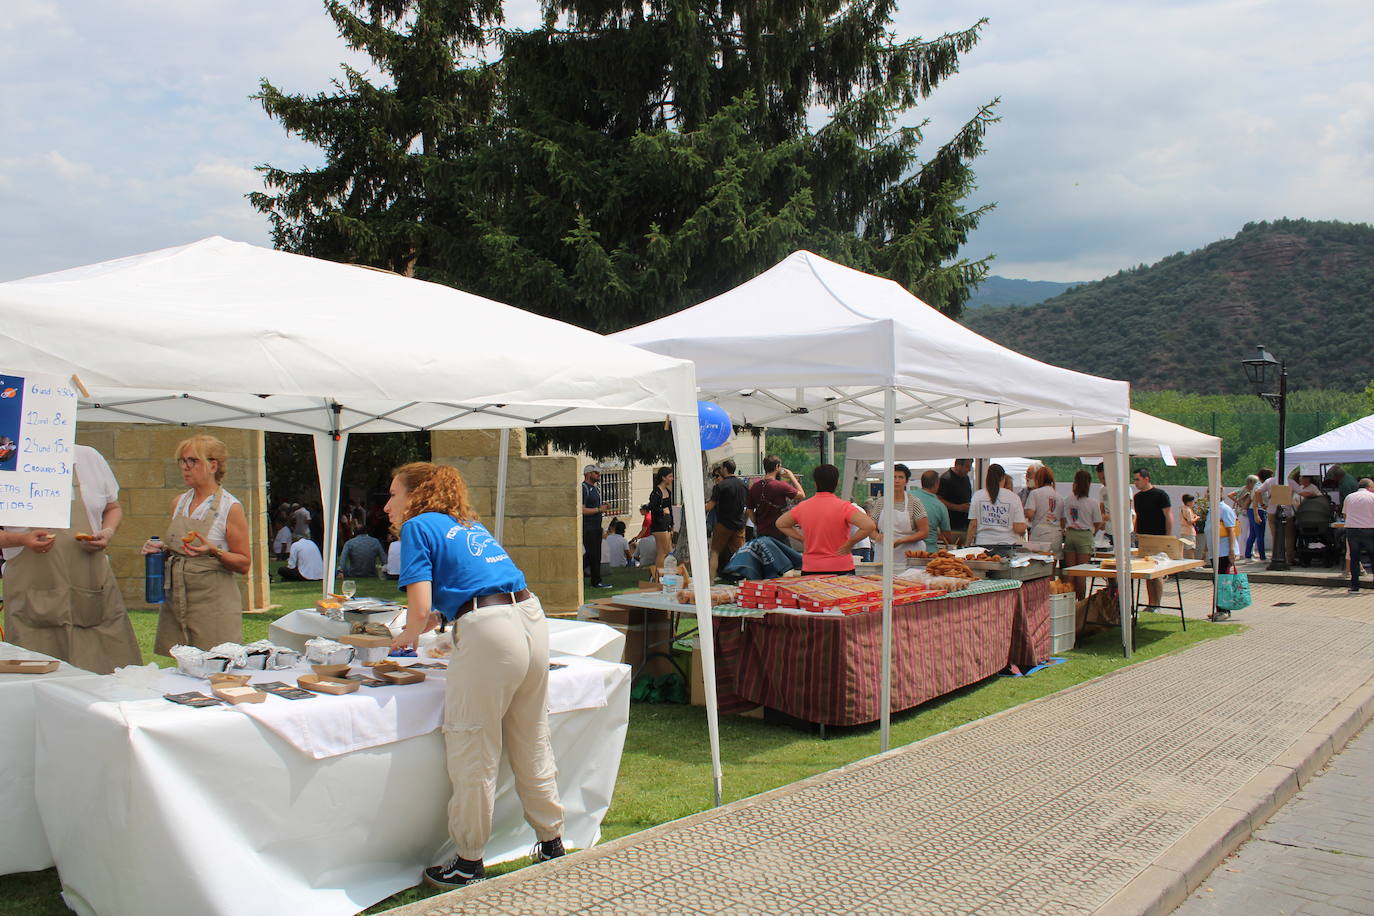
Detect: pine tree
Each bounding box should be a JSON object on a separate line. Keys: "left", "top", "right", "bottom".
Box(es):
{"left": 253, "top": 0, "right": 998, "bottom": 325}
{"left": 251, "top": 0, "right": 504, "bottom": 276}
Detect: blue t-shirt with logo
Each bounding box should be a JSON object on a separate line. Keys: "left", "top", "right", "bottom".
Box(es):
{"left": 398, "top": 512, "right": 527, "bottom": 620}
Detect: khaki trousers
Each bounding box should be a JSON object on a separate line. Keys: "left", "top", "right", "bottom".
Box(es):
{"left": 444, "top": 594, "right": 564, "bottom": 860}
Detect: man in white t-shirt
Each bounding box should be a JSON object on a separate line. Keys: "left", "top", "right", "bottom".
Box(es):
{"left": 279, "top": 534, "right": 324, "bottom": 581}
{"left": 272, "top": 522, "right": 292, "bottom": 560}
{"left": 1343, "top": 479, "right": 1374, "bottom": 594}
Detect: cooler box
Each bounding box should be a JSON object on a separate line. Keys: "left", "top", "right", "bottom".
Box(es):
{"left": 1049, "top": 592, "right": 1076, "bottom": 653}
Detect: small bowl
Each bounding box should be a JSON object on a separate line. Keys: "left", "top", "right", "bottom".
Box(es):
{"left": 311, "top": 663, "right": 351, "bottom": 678}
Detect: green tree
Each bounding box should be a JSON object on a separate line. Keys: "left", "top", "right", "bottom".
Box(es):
{"left": 252, "top": 0, "right": 999, "bottom": 329}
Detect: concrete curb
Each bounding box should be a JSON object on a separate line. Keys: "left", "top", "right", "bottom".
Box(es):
{"left": 1175, "top": 568, "right": 1347, "bottom": 588}
{"left": 1093, "top": 672, "right": 1374, "bottom": 916}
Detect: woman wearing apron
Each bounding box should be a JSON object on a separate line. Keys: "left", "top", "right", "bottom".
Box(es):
{"left": 0, "top": 445, "right": 142, "bottom": 674}
{"left": 865, "top": 463, "right": 929, "bottom": 565}
{"left": 1024, "top": 465, "right": 1064, "bottom": 566}
{"left": 141, "top": 435, "right": 249, "bottom": 653}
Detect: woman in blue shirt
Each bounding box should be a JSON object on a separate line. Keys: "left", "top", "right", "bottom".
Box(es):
{"left": 387, "top": 462, "right": 565, "bottom": 888}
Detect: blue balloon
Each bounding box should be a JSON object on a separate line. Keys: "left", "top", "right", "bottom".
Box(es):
{"left": 697, "top": 401, "right": 732, "bottom": 450}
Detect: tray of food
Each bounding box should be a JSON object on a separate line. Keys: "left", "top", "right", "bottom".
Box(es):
{"left": 904, "top": 550, "right": 985, "bottom": 579}
{"left": 0, "top": 658, "right": 60, "bottom": 675}
{"left": 342, "top": 599, "right": 407, "bottom": 623}
{"left": 297, "top": 673, "right": 360, "bottom": 695}
{"left": 905, "top": 548, "right": 1006, "bottom": 573}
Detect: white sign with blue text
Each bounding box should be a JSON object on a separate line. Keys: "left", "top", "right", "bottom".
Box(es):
{"left": 0, "top": 370, "right": 78, "bottom": 527}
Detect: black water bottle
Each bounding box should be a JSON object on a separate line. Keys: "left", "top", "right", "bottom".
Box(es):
{"left": 144, "top": 537, "right": 165, "bottom": 604}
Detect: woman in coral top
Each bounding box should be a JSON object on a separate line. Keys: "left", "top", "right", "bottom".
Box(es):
{"left": 774, "top": 464, "right": 876, "bottom": 575}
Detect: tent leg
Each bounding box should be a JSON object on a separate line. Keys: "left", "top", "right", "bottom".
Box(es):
{"left": 672, "top": 417, "right": 723, "bottom": 807}
{"left": 1209, "top": 456, "right": 1222, "bottom": 616}
{"left": 495, "top": 429, "right": 510, "bottom": 543}
{"left": 1105, "top": 430, "right": 1133, "bottom": 657}
{"left": 880, "top": 389, "right": 895, "bottom": 753}
{"left": 313, "top": 428, "right": 350, "bottom": 595}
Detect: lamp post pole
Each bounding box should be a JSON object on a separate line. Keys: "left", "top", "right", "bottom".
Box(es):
{"left": 1243, "top": 345, "right": 1290, "bottom": 571}
{"left": 1270, "top": 360, "right": 1290, "bottom": 571}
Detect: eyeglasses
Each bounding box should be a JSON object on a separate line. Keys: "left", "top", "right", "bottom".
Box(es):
{"left": 177, "top": 457, "right": 201, "bottom": 468}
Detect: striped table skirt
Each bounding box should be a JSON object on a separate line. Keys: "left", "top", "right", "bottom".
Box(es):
{"left": 712, "top": 576, "right": 1051, "bottom": 727}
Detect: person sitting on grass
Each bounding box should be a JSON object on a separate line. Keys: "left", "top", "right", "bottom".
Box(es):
{"left": 338, "top": 524, "right": 386, "bottom": 578}
{"left": 278, "top": 533, "right": 323, "bottom": 582}
{"left": 603, "top": 519, "right": 630, "bottom": 569}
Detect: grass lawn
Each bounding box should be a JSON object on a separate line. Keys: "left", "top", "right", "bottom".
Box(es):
{"left": 0, "top": 573, "right": 1240, "bottom": 916}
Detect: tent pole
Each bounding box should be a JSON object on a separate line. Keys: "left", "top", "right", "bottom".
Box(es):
{"left": 880, "top": 388, "right": 896, "bottom": 753}
{"left": 1209, "top": 457, "right": 1222, "bottom": 611}
{"left": 313, "top": 427, "right": 349, "bottom": 595}
{"left": 825, "top": 428, "right": 836, "bottom": 468}
{"left": 495, "top": 428, "right": 510, "bottom": 543}
{"left": 1110, "top": 428, "right": 1133, "bottom": 656}
{"left": 672, "top": 415, "right": 723, "bottom": 806}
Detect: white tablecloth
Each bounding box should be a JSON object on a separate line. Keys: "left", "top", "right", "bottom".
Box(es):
{"left": 143, "top": 657, "right": 609, "bottom": 760}
{"left": 0, "top": 643, "right": 95, "bottom": 875}
{"left": 33, "top": 656, "right": 631, "bottom": 916}
{"left": 269, "top": 610, "right": 626, "bottom": 664}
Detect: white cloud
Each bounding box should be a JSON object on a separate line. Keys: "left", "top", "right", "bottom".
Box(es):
{"left": 0, "top": 0, "right": 1370, "bottom": 282}
{"left": 43, "top": 151, "right": 99, "bottom": 184}
{"left": 189, "top": 161, "right": 261, "bottom": 191}
{"left": 897, "top": 0, "right": 1374, "bottom": 278}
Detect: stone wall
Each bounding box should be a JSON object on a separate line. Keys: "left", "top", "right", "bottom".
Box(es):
{"left": 430, "top": 430, "right": 582, "bottom": 611}
{"left": 74, "top": 424, "right": 270, "bottom": 612}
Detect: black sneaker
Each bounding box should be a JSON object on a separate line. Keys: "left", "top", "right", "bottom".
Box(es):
{"left": 423, "top": 855, "right": 484, "bottom": 889}
{"left": 532, "top": 837, "right": 566, "bottom": 862}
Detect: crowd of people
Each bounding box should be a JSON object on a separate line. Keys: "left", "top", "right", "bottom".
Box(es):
{"left": 577, "top": 453, "right": 1374, "bottom": 609}
{"left": 267, "top": 494, "right": 401, "bottom": 583}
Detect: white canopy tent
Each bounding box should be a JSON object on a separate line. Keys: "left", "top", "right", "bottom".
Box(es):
{"left": 865, "top": 457, "right": 1038, "bottom": 484}
{"left": 613, "top": 249, "right": 1135, "bottom": 748}
{"left": 844, "top": 409, "right": 1226, "bottom": 624}
{"left": 0, "top": 236, "right": 728, "bottom": 803}
{"left": 1285, "top": 414, "right": 1374, "bottom": 467}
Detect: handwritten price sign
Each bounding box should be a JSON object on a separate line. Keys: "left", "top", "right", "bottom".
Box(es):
{"left": 0, "top": 370, "right": 78, "bottom": 527}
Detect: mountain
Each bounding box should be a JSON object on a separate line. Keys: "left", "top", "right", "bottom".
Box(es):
{"left": 964, "top": 275, "right": 1080, "bottom": 308}
{"left": 962, "top": 219, "right": 1374, "bottom": 393}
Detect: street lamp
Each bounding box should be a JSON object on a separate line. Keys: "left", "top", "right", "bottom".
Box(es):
{"left": 1241, "top": 345, "right": 1289, "bottom": 571}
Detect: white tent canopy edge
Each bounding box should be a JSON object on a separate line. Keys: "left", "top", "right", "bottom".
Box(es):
{"left": 613, "top": 249, "right": 1133, "bottom": 745}
{"left": 0, "top": 236, "right": 726, "bottom": 805}
{"left": 1284, "top": 414, "right": 1374, "bottom": 467}
{"left": 843, "top": 408, "right": 1227, "bottom": 653}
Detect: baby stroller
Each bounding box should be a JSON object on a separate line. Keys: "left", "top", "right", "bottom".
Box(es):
{"left": 1292, "top": 496, "right": 1338, "bottom": 567}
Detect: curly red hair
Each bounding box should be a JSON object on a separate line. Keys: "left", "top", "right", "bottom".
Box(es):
{"left": 394, "top": 462, "right": 479, "bottom": 526}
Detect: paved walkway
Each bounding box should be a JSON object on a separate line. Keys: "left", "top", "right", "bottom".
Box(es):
{"left": 391, "top": 583, "right": 1374, "bottom": 916}
{"left": 1174, "top": 721, "right": 1374, "bottom": 915}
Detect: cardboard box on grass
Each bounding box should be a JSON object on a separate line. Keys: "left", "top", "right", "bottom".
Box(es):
{"left": 687, "top": 639, "right": 760, "bottom": 718}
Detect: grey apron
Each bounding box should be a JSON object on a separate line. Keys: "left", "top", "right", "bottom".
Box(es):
{"left": 4, "top": 477, "right": 143, "bottom": 674}
{"left": 154, "top": 488, "right": 243, "bottom": 654}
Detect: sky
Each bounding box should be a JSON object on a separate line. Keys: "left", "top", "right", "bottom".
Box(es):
{"left": 1, "top": 0, "right": 1370, "bottom": 283}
